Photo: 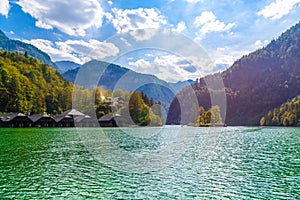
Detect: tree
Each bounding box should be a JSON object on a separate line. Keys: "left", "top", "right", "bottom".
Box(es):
{"left": 198, "top": 106, "right": 206, "bottom": 126}
{"left": 260, "top": 94, "right": 300, "bottom": 127}
{"left": 113, "top": 89, "right": 123, "bottom": 98}
{"left": 129, "top": 92, "right": 145, "bottom": 124}
{"left": 210, "top": 105, "right": 222, "bottom": 125}
{"left": 260, "top": 117, "right": 265, "bottom": 126}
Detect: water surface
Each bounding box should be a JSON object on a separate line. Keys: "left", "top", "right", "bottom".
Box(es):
{"left": 0, "top": 126, "right": 299, "bottom": 199}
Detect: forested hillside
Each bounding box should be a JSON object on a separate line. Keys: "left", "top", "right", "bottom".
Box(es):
{"left": 167, "top": 21, "right": 300, "bottom": 125}
{"left": 0, "top": 30, "right": 57, "bottom": 69}
{"left": 260, "top": 95, "right": 300, "bottom": 126}
{"left": 0, "top": 51, "right": 163, "bottom": 125}
{"left": 0, "top": 51, "right": 73, "bottom": 115}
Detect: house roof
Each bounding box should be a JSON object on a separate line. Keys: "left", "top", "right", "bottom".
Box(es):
{"left": 0, "top": 113, "right": 27, "bottom": 122}
{"left": 74, "top": 115, "right": 91, "bottom": 123}
{"left": 99, "top": 114, "right": 120, "bottom": 122}
{"left": 28, "top": 114, "right": 53, "bottom": 122}
{"left": 61, "top": 109, "right": 86, "bottom": 116}
{"left": 54, "top": 109, "right": 86, "bottom": 122}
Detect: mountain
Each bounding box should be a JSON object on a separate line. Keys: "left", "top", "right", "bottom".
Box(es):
{"left": 62, "top": 60, "right": 187, "bottom": 111}
{"left": 168, "top": 79, "right": 194, "bottom": 92}
{"left": 260, "top": 94, "right": 300, "bottom": 126}
{"left": 55, "top": 60, "right": 80, "bottom": 72}
{"left": 0, "top": 50, "right": 73, "bottom": 115}
{"left": 167, "top": 21, "right": 300, "bottom": 126}
{"left": 0, "top": 30, "right": 58, "bottom": 70}
{"left": 0, "top": 51, "right": 163, "bottom": 125}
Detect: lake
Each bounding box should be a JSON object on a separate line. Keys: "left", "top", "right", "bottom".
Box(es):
{"left": 0, "top": 126, "right": 299, "bottom": 199}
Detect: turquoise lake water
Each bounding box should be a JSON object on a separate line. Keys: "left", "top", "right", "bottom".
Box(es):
{"left": 0, "top": 126, "right": 299, "bottom": 199}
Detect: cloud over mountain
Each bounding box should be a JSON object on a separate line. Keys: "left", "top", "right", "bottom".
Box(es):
{"left": 24, "top": 39, "right": 119, "bottom": 64}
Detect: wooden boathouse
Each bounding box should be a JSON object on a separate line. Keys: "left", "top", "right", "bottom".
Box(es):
{"left": 0, "top": 113, "right": 31, "bottom": 127}
{"left": 29, "top": 114, "right": 56, "bottom": 127}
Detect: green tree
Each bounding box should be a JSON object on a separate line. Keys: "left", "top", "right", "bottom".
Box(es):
{"left": 129, "top": 92, "right": 145, "bottom": 124}
{"left": 260, "top": 94, "right": 300, "bottom": 127}
{"left": 198, "top": 106, "right": 206, "bottom": 126}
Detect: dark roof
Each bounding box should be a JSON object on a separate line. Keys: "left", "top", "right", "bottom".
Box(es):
{"left": 99, "top": 114, "right": 120, "bottom": 122}
{"left": 74, "top": 115, "right": 91, "bottom": 122}
{"left": 28, "top": 114, "right": 53, "bottom": 122}
{"left": 0, "top": 113, "right": 27, "bottom": 122}
{"left": 54, "top": 109, "right": 86, "bottom": 122}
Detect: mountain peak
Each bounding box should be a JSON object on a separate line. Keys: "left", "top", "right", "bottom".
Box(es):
{"left": 55, "top": 60, "right": 80, "bottom": 72}
{"left": 0, "top": 29, "right": 58, "bottom": 70}
{"left": 0, "top": 30, "right": 9, "bottom": 41}
{"left": 167, "top": 21, "right": 300, "bottom": 126}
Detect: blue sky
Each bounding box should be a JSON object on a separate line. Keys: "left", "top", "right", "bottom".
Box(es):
{"left": 0, "top": 0, "right": 300, "bottom": 82}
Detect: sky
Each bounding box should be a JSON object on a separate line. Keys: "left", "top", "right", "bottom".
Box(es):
{"left": 0, "top": 0, "right": 300, "bottom": 82}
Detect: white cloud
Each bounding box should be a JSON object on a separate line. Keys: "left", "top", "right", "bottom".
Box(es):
{"left": 108, "top": 1, "right": 113, "bottom": 5}
{"left": 120, "top": 37, "right": 132, "bottom": 47}
{"left": 111, "top": 8, "right": 167, "bottom": 34}
{"left": 35, "top": 20, "right": 53, "bottom": 30}
{"left": 129, "top": 59, "right": 153, "bottom": 71}
{"left": 194, "top": 11, "right": 235, "bottom": 35}
{"left": 17, "top": 0, "right": 104, "bottom": 36}
{"left": 185, "top": 0, "right": 203, "bottom": 3}
{"left": 172, "top": 21, "right": 187, "bottom": 33}
{"left": 194, "top": 11, "right": 215, "bottom": 26}
{"left": 254, "top": 39, "right": 269, "bottom": 48}
{"left": 257, "top": 0, "right": 300, "bottom": 20}
{"left": 128, "top": 54, "right": 204, "bottom": 82}
{"left": 58, "top": 39, "right": 119, "bottom": 61}
{"left": 23, "top": 39, "right": 82, "bottom": 63}
{"left": 0, "top": 0, "right": 10, "bottom": 18}
{"left": 129, "top": 29, "right": 158, "bottom": 41}
{"left": 154, "top": 55, "right": 207, "bottom": 82}
{"left": 23, "top": 39, "right": 119, "bottom": 64}
{"left": 210, "top": 47, "right": 251, "bottom": 68}
{"left": 214, "top": 55, "right": 235, "bottom": 66}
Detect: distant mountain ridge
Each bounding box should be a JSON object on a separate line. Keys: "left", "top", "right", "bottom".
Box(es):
{"left": 62, "top": 60, "right": 193, "bottom": 111}
{"left": 168, "top": 80, "right": 195, "bottom": 92}
{"left": 167, "top": 21, "right": 300, "bottom": 125}
{"left": 0, "top": 30, "right": 58, "bottom": 70}
{"left": 55, "top": 60, "right": 80, "bottom": 72}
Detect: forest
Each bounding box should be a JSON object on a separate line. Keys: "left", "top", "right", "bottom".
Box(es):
{"left": 0, "top": 51, "right": 163, "bottom": 126}
{"left": 167, "top": 21, "right": 300, "bottom": 126}
{"left": 260, "top": 95, "right": 300, "bottom": 126}
{"left": 188, "top": 105, "right": 223, "bottom": 127}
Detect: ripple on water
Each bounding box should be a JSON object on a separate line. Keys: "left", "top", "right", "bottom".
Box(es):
{"left": 0, "top": 127, "right": 299, "bottom": 199}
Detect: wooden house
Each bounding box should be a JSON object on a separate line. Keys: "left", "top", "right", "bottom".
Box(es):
{"left": 29, "top": 114, "right": 56, "bottom": 127}
{"left": 74, "top": 115, "right": 98, "bottom": 127}
{"left": 54, "top": 109, "right": 86, "bottom": 127}
{"left": 0, "top": 113, "right": 31, "bottom": 127}
{"left": 99, "top": 114, "right": 121, "bottom": 127}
